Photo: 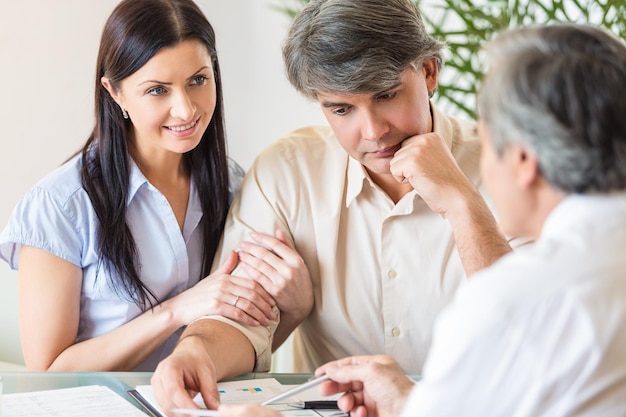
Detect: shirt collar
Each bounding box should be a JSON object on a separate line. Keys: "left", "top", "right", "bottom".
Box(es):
{"left": 431, "top": 101, "right": 455, "bottom": 150}
{"left": 126, "top": 157, "right": 202, "bottom": 239}
{"left": 541, "top": 192, "right": 626, "bottom": 240}
{"left": 345, "top": 101, "right": 451, "bottom": 207}
{"left": 127, "top": 157, "right": 149, "bottom": 206}
{"left": 345, "top": 156, "right": 368, "bottom": 207}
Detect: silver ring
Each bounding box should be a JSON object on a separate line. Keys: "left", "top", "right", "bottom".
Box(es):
{"left": 233, "top": 295, "right": 240, "bottom": 307}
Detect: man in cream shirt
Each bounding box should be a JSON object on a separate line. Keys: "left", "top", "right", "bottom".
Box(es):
{"left": 151, "top": 0, "right": 516, "bottom": 412}
{"left": 203, "top": 0, "right": 515, "bottom": 374}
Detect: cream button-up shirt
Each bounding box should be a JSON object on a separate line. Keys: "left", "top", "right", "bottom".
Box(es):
{"left": 210, "top": 104, "right": 483, "bottom": 373}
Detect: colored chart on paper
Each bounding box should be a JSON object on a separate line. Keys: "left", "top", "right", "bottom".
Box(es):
{"left": 216, "top": 378, "right": 285, "bottom": 404}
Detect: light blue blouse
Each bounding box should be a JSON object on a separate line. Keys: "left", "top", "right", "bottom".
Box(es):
{"left": 0, "top": 154, "right": 244, "bottom": 371}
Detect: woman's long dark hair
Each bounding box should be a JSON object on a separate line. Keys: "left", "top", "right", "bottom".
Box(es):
{"left": 80, "top": 0, "right": 229, "bottom": 309}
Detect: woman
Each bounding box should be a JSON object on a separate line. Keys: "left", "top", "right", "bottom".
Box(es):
{"left": 0, "top": 0, "right": 308, "bottom": 371}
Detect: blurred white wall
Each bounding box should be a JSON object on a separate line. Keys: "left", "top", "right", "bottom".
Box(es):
{"left": 0, "top": 0, "right": 327, "bottom": 368}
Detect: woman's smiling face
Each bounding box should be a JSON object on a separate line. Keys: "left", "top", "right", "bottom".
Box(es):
{"left": 103, "top": 39, "right": 217, "bottom": 159}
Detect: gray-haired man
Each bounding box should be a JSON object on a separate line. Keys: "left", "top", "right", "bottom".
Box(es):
{"left": 151, "top": 1, "right": 517, "bottom": 414}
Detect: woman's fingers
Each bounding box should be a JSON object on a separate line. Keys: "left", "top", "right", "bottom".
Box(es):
{"left": 236, "top": 238, "right": 313, "bottom": 319}
{"left": 210, "top": 276, "right": 277, "bottom": 326}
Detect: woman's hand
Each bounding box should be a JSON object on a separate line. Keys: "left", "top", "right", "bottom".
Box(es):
{"left": 236, "top": 230, "right": 313, "bottom": 323}
{"left": 165, "top": 250, "right": 277, "bottom": 327}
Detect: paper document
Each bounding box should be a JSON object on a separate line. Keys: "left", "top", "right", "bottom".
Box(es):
{"left": 131, "top": 378, "right": 341, "bottom": 417}
{"left": 2, "top": 385, "right": 146, "bottom": 417}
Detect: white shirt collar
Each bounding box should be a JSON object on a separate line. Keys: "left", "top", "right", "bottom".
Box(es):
{"left": 542, "top": 191, "right": 626, "bottom": 240}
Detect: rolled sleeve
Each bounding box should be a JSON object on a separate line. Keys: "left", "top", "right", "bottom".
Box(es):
{"left": 192, "top": 307, "right": 280, "bottom": 372}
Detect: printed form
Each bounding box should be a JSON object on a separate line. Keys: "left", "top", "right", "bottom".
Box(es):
{"left": 2, "top": 385, "right": 146, "bottom": 417}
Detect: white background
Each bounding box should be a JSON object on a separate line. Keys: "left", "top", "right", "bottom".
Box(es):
{"left": 0, "top": 0, "right": 328, "bottom": 367}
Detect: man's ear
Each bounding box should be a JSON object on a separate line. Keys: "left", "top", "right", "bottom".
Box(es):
{"left": 101, "top": 76, "right": 123, "bottom": 108}
{"left": 422, "top": 57, "right": 439, "bottom": 94}
{"left": 515, "top": 146, "right": 540, "bottom": 189}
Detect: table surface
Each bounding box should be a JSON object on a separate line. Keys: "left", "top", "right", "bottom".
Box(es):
{"left": 0, "top": 371, "right": 312, "bottom": 411}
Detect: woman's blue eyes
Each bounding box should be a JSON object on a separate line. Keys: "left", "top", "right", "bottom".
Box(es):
{"left": 148, "top": 86, "right": 166, "bottom": 96}
{"left": 146, "top": 75, "right": 209, "bottom": 96}
{"left": 191, "top": 75, "right": 208, "bottom": 85}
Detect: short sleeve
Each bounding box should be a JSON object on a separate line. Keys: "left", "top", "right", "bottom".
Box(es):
{"left": 0, "top": 186, "right": 85, "bottom": 269}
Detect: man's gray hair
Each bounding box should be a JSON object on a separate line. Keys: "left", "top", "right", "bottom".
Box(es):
{"left": 282, "top": 0, "right": 445, "bottom": 100}
{"left": 478, "top": 24, "right": 626, "bottom": 193}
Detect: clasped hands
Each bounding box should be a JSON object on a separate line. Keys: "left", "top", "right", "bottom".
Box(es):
{"left": 168, "top": 228, "right": 313, "bottom": 330}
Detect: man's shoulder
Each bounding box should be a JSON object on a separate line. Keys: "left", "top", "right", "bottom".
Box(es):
{"left": 253, "top": 125, "right": 347, "bottom": 171}
{"left": 431, "top": 104, "right": 477, "bottom": 143}
{"left": 446, "top": 113, "right": 480, "bottom": 155}
{"left": 456, "top": 234, "right": 625, "bottom": 322}
{"left": 266, "top": 125, "right": 339, "bottom": 153}
{"left": 432, "top": 105, "right": 481, "bottom": 180}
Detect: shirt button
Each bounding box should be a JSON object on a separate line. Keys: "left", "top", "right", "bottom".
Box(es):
{"left": 392, "top": 327, "right": 401, "bottom": 337}
{"left": 388, "top": 269, "right": 397, "bottom": 279}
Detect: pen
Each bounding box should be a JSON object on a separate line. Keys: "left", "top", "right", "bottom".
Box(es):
{"left": 171, "top": 408, "right": 220, "bottom": 416}
{"left": 288, "top": 400, "right": 339, "bottom": 409}
{"left": 261, "top": 374, "right": 331, "bottom": 406}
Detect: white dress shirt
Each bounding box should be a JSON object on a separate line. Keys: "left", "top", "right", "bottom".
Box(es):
{"left": 402, "top": 193, "right": 626, "bottom": 416}
{"left": 207, "top": 103, "right": 488, "bottom": 373}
